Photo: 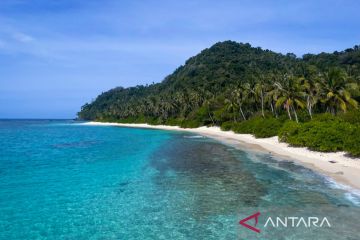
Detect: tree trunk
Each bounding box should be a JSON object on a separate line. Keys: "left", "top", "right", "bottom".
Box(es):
{"left": 208, "top": 112, "right": 215, "bottom": 125}
{"left": 261, "top": 91, "right": 265, "bottom": 118}
{"left": 307, "top": 96, "right": 312, "bottom": 119}
{"left": 292, "top": 106, "right": 299, "bottom": 123}
{"left": 270, "top": 102, "right": 277, "bottom": 118}
{"left": 287, "top": 106, "right": 292, "bottom": 120}
{"left": 273, "top": 102, "right": 278, "bottom": 118}
{"left": 239, "top": 106, "right": 246, "bottom": 121}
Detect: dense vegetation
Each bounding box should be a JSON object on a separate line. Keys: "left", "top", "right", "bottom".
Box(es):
{"left": 78, "top": 41, "right": 360, "bottom": 156}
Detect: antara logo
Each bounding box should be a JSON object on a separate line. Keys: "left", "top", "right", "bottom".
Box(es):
{"left": 239, "top": 212, "right": 331, "bottom": 233}
{"left": 239, "top": 212, "right": 261, "bottom": 233}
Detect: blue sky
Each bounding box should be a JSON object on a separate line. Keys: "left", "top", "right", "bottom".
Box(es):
{"left": 0, "top": 0, "right": 359, "bottom": 118}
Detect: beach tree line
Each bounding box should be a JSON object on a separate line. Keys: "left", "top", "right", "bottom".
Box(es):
{"left": 78, "top": 41, "right": 360, "bottom": 156}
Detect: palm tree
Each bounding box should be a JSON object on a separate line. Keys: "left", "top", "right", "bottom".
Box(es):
{"left": 189, "top": 91, "right": 204, "bottom": 110}
{"left": 266, "top": 82, "right": 279, "bottom": 118}
{"left": 243, "top": 82, "right": 258, "bottom": 116}
{"left": 224, "top": 97, "right": 237, "bottom": 122}
{"left": 233, "top": 86, "right": 249, "bottom": 121}
{"left": 274, "top": 76, "right": 306, "bottom": 123}
{"left": 253, "top": 75, "right": 269, "bottom": 118}
{"left": 299, "top": 76, "right": 319, "bottom": 119}
{"left": 319, "top": 68, "right": 358, "bottom": 114}
{"left": 203, "top": 99, "right": 215, "bottom": 125}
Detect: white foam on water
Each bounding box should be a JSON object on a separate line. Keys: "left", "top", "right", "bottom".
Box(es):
{"left": 324, "top": 176, "right": 360, "bottom": 206}
{"left": 183, "top": 135, "right": 204, "bottom": 139}
{"left": 344, "top": 192, "right": 360, "bottom": 205}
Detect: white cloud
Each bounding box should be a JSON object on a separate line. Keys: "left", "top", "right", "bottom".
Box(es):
{"left": 12, "top": 32, "right": 34, "bottom": 43}
{"left": 0, "top": 39, "right": 5, "bottom": 48}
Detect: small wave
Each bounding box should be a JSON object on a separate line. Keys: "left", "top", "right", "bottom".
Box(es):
{"left": 184, "top": 135, "right": 205, "bottom": 139}
{"left": 344, "top": 193, "right": 360, "bottom": 205}
{"left": 325, "top": 177, "right": 360, "bottom": 206}
{"left": 52, "top": 140, "right": 98, "bottom": 148}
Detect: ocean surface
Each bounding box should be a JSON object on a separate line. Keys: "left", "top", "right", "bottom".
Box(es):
{"left": 0, "top": 120, "right": 359, "bottom": 240}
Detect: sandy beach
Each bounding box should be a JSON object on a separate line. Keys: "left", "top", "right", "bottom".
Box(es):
{"left": 82, "top": 121, "right": 360, "bottom": 192}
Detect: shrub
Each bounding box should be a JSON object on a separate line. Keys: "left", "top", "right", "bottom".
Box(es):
{"left": 339, "top": 110, "right": 360, "bottom": 125}
{"left": 180, "top": 119, "right": 202, "bottom": 128}
{"left": 213, "top": 107, "right": 232, "bottom": 124}
{"left": 297, "top": 110, "right": 312, "bottom": 122}
{"left": 232, "top": 116, "right": 284, "bottom": 138}
{"left": 232, "top": 120, "right": 255, "bottom": 134}
{"left": 311, "top": 113, "right": 342, "bottom": 122}
{"left": 146, "top": 118, "right": 160, "bottom": 125}
{"left": 220, "top": 121, "right": 233, "bottom": 131}
{"left": 344, "top": 126, "right": 360, "bottom": 157}
{"left": 252, "top": 118, "right": 284, "bottom": 138}
{"left": 278, "top": 121, "right": 301, "bottom": 142}
{"left": 116, "top": 117, "right": 143, "bottom": 123}
{"left": 134, "top": 116, "right": 147, "bottom": 123}
{"left": 299, "top": 121, "right": 350, "bottom": 152}
{"left": 279, "top": 118, "right": 356, "bottom": 152}
{"left": 165, "top": 118, "right": 183, "bottom": 126}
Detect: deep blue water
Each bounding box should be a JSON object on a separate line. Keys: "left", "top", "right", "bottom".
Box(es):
{"left": 0, "top": 120, "right": 359, "bottom": 239}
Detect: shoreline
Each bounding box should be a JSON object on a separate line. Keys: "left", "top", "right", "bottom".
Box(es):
{"left": 82, "top": 121, "right": 360, "bottom": 192}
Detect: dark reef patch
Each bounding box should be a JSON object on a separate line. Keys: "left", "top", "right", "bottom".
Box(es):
{"left": 149, "top": 135, "right": 268, "bottom": 217}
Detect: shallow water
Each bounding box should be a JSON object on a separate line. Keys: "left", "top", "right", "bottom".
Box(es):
{"left": 0, "top": 120, "right": 359, "bottom": 239}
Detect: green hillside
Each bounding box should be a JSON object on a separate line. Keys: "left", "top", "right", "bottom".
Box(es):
{"left": 78, "top": 41, "right": 360, "bottom": 156}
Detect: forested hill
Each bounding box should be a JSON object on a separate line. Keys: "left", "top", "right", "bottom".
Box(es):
{"left": 78, "top": 41, "right": 360, "bottom": 156}
{"left": 78, "top": 41, "right": 360, "bottom": 125}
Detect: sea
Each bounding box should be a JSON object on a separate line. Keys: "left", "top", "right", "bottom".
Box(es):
{"left": 0, "top": 120, "right": 359, "bottom": 239}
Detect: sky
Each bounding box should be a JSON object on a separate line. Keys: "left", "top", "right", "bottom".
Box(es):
{"left": 0, "top": 0, "right": 359, "bottom": 118}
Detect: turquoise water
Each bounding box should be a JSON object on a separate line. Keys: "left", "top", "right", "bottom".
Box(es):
{"left": 0, "top": 120, "right": 359, "bottom": 239}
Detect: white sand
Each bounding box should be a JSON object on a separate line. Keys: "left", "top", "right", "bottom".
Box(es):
{"left": 82, "top": 121, "right": 360, "bottom": 191}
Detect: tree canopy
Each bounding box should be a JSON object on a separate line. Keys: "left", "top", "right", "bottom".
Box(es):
{"left": 78, "top": 41, "right": 360, "bottom": 125}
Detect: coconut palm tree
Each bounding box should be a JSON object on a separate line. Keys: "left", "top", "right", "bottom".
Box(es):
{"left": 274, "top": 76, "right": 306, "bottom": 123}
{"left": 203, "top": 99, "right": 215, "bottom": 125}
{"left": 299, "top": 76, "right": 319, "bottom": 119}
{"left": 233, "top": 86, "right": 249, "bottom": 121}
{"left": 266, "top": 82, "right": 280, "bottom": 118}
{"left": 224, "top": 97, "right": 237, "bottom": 122}
{"left": 253, "top": 75, "right": 270, "bottom": 118}
{"left": 319, "top": 68, "right": 358, "bottom": 114}
{"left": 254, "top": 82, "right": 265, "bottom": 117}
{"left": 243, "top": 82, "right": 258, "bottom": 116}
